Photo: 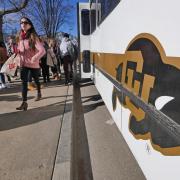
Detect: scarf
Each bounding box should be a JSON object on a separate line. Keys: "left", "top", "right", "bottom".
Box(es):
{"left": 21, "top": 30, "right": 27, "bottom": 40}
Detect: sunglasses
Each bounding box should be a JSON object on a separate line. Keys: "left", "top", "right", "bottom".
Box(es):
{"left": 20, "top": 21, "right": 30, "bottom": 25}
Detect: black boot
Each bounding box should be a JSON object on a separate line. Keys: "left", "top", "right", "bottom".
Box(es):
{"left": 35, "top": 93, "right": 42, "bottom": 101}
{"left": 65, "top": 79, "right": 69, "bottom": 85}
{"left": 16, "top": 102, "right": 28, "bottom": 111}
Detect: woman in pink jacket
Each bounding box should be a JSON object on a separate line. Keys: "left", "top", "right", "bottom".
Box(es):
{"left": 16, "top": 17, "right": 45, "bottom": 111}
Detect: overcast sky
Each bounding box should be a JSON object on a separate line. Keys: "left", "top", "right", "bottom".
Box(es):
{"left": 1, "top": 0, "right": 88, "bottom": 36}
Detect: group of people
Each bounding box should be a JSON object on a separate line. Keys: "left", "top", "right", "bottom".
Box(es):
{"left": 0, "top": 16, "right": 78, "bottom": 111}
{"left": 0, "top": 41, "right": 8, "bottom": 89}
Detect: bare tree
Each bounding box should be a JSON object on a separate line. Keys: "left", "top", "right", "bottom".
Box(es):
{"left": 22, "top": 0, "right": 73, "bottom": 38}
{"left": 0, "top": 0, "right": 30, "bottom": 41}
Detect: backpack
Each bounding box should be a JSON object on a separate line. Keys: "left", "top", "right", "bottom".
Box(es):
{"left": 60, "top": 38, "right": 76, "bottom": 60}
{"left": 67, "top": 41, "right": 75, "bottom": 60}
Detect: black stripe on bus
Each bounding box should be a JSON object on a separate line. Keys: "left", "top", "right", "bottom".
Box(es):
{"left": 94, "top": 64, "right": 180, "bottom": 144}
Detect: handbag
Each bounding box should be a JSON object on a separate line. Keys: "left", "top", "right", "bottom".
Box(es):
{"left": 0, "top": 53, "right": 20, "bottom": 76}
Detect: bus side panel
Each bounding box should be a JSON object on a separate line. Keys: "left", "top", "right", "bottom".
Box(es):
{"left": 94, "top": 68, "right": 123, "bottom": 131}
{"left": 91, "top": 0, "right": 180, "bottom": 179}
{"left": 94, "top": 66, "right": 180, "bottom": 180}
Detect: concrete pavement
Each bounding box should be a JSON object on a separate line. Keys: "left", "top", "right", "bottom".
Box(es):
{"left": 0, "top": 80, "right": 70, "bottom": 180}
{"left": 76, "top": 79, "right": 146, "bottom": 180}
{"left": 0, "top": 78, "right": 146, "bottom": 180}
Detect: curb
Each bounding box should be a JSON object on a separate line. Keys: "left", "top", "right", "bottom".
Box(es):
{"left": 52, "top": 85, "right": 73, "bottom": 180}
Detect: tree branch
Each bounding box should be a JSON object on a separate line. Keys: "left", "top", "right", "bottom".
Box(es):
{"left": 1, "top": 0, "right": 29, "bottom": 16}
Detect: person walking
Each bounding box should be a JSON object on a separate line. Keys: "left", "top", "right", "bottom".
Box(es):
{"left": 54, "top": 40, "right": 61, "bottom": 78}
{"left": 48, "top": 39, "right": 60, "bottom": 80}
{"left": 60, "top": 33, "right": 74, "bottom": 85}
{"left": 6, "top": 35, "right": 18, "bottom": 82}
{"left": 16, "top": 17, "right": 45, "bottom": 111}
{"left": 40, "top": 39, "right": 50, "bottom": 83}
{"left": 0, "top": 41, "right": 8, "bottom": 89}
{"left": 7, "top": 36, "right": 17, "bottom": 57}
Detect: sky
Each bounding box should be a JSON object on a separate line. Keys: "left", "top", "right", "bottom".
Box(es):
{"left": 0, "top": 0, "right": 88, "bottom": 37}
{"left": 62, "top": 0, "right": 88, "bottom": 36}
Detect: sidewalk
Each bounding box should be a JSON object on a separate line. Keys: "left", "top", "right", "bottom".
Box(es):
{"left": 0, "top": 78, "right": 145, "bottom": 180}
{"left": 71, "top": 79, "right": 145, "bottom": 180}
{"left": 0, "top": 80, "right": 70, "bottom": 180}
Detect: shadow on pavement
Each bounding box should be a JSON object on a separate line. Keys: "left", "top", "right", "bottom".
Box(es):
{"left": 80, "top": 81, "right": 94, "bottom": 88}
{"left": 0, "top": 101, "right": 66, "bottom": 131}
{"left": 41, "top": 94, "right": 72, "bottom": 101}
{"left": 41, "top": 80, "right": 66, "bottom": 89}
{"left": 0, "top": 95, "right": 34, "bottom": 102}
{"left": 83, "top": 101, "right": 104, "bottom": 114}
{"left": 82, "top": 94, "right": 102, "bottom": 103}
{"left": 0, "top": 95, "right": 104, "bottom": 132}
{"left": 0, "top": 84, "right": 22, "bottom": 95}
{"left": 0, "top": 80, "right": 66, "bottom": 95}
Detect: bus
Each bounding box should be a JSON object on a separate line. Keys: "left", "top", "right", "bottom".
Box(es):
{"left": 77, "top": 0, "right": 180, "bottom": 179}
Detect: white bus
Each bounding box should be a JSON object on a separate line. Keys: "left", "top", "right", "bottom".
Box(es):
{"left": 78, "top": 1, "right": 180, "bottom": 179}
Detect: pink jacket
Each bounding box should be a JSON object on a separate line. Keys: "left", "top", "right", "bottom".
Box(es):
{"left": 18, "top": 39, "right": 46, "bottom": 68}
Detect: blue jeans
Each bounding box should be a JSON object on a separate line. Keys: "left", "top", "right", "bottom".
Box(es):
{"left": 20, "top": 67, "right": 41, "bottom": 101}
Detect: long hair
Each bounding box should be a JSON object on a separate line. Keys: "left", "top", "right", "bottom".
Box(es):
{"left": 17, "top": 17, "right": 39, "bottom": 50}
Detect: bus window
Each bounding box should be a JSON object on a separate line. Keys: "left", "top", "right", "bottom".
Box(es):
{"left": 82, "top": 50, "right": 91, "bottom": 73}
{"left": 90, "top": 0, "right": 96, "bottom": 33}
{"left": 98, "top": 0, "right": 120, "bottom": 24}
{"left": 81, "top": 9, "right": 90, "bottom": 35}
{"left": 90, "top": 9, "right": 96, "bottom": 33}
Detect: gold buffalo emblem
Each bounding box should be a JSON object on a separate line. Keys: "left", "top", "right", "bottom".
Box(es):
{"left": 112, "top": 34, "right": 180, "bottom": 155}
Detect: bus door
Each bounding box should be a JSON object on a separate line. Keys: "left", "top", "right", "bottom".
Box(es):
{"left": 77, "top": 2, "right": 93, "bottom": 79}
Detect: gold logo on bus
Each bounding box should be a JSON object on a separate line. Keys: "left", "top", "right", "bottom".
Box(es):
{"left": 112, "top": 33, "right": 180, "bottom": 155}
{"left": 112, "top": 51, "right": 155, "bottom": 121}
